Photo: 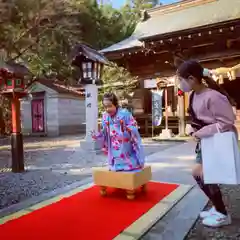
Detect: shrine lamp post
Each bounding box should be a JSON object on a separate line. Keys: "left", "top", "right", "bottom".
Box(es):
{"left": 70, "top": 44, "right": 108, "bottom": 150}
{"left": 0, "top": 61, "right": 31, "bottom": 172}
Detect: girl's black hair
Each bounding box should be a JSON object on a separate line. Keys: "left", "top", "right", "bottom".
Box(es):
{"left": 177, "top": 60, "right": 236, "bottom": 106}
{"left": 102, "top": 92, "right": 119, "bottom": 107}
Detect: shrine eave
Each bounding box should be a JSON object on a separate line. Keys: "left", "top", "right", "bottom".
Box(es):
{"left": 141, "top": 19, "right": 240, "bottom": 43}
{"left": 136, "top": 0, "right": 240, "bottom": 41}
{"left": 100, "top": 36, "right": 143, "bottom": 54}
{"left": 100, "top": 0, "right": 240, "bottom": 55}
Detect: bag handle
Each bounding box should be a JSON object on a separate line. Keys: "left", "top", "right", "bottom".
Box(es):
{"left": 188, "top": 91, "right": 208, "bottom": 130}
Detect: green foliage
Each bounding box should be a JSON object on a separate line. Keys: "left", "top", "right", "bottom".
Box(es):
{"left": 0, "top": 0, "right": 158, "bottom": 77}
{"left": 0, "top": 0, "right": 159, "bottom": 133}
{"left": 99, "top": 63, "right": 138, "bottom": 112}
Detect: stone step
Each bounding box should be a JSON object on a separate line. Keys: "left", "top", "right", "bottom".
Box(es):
{"left": 141, "top": 186, "right": 208, "bottom": 240}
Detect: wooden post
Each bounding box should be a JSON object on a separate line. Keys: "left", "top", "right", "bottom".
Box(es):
{"left": 178, "top": 94, "right": 186, "bottom": 136}
{"left": 11, "top": 94, "right": 24, "bottom": 172}
{"left": 164, "top": 87, "right": 168, "bottom": 130}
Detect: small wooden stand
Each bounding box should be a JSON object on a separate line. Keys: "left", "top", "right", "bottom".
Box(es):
{"left": 100, "top": 186, "right": 107, "bottom": 196}
{"left": 93, "top": 166, "right": 152, "bottom": 200}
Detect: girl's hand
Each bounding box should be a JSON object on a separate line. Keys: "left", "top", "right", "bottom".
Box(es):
{"left": 192, "top": 163, "right": 203, "bottom": 179}
{"left": 91, "top": 130, "right": 97, "bottom": 140}
{"left": 192, "top": 133, "right": 200, "bottom": 142}
{"left": 102, "top": 147, "right": 108, "bottom": 155}
{"left": 126, "top": 127, "right": 131, "bottom": 133}
{"left": 186, "top": 124, "right": 194, "bottom": 136}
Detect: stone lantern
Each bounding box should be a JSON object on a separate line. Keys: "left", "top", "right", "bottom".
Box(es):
{"left": 70, "top": 44, "right": 108, "bottom": 150}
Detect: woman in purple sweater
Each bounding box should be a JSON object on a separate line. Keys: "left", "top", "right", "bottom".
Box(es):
{"left": 177, "top": 60, "right": 236, "bottom": 228}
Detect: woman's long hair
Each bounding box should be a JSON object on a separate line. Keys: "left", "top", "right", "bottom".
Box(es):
{"left": 177, "top": 60, "right": 236, "bottom": 106}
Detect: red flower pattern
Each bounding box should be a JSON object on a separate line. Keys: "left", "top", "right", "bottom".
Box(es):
{"left": 102, "top": 147, "right": 108, "bottom": 155}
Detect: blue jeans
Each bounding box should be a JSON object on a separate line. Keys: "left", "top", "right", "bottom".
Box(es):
{"left": 195, "top": 142, "right": 202, "bottom": 164}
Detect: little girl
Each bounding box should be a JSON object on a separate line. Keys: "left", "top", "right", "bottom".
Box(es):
{"left": 92, "top": 92, "right": 145, "bottom": 172}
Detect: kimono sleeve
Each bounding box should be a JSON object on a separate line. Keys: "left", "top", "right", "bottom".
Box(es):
{"left": 124, "top": 111, "right": 145, "bottom": 166}
{"left": 95, "top": 114, "right": 108, "bottom": 149}
{"left": 123, "top": 110, "right": 137, "bottom": 130}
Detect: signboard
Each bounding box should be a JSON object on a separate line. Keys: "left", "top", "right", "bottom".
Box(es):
{"left": 152, "top": 90, "right": 163, "bottom": 126}
{"left": 144, "top": 79, "right": 157, "bottom": 89}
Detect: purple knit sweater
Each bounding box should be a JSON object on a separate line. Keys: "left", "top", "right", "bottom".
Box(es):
{"left": 192, "top": 88, "right": 236, "bottom": 139}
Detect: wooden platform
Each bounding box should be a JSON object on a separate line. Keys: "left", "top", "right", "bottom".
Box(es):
{"left": 93, "top": 166, "right": 152, "bottom": 200}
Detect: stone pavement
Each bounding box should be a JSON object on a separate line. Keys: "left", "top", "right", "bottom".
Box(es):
{"left": 186, "top": 185, "right": 240, "bottom": 240}
{"left": 144, "top": 141, "right": 240, "bottom": 240}
{"left": 147, "top": 141, "right": 197, "bottom": 185}
{"left": 142, "top": 141, "right": 208, "bottom": 240}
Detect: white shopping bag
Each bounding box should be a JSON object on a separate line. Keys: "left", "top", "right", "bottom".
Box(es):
{"left": 201, "top": 131, "right": 240, "bottom": 185}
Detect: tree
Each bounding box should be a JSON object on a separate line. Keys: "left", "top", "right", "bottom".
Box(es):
{"left": 0, "top": 0, "right": 159, "bottom": 133}
{"left": 99, "top": 63, "right": 139, "bottom": 112}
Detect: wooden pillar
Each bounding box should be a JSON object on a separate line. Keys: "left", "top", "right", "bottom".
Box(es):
{"left": 164, "top": 87, "right": 168, "bottom": 130}
{"left": 11, "top": 94, "right": 24, "bottom": 172}
{"left": 12, "top": 95, "right": 21, "bottom": 133}
{"left": 178, "top": 94, "right": 185, "bottom": 136}
{"left": 184, "top": 92, "right": 189, "bottom": 114}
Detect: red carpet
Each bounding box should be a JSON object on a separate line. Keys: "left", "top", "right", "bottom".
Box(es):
{"left": 0, "top": 182, "right": 178, "bottom": 240}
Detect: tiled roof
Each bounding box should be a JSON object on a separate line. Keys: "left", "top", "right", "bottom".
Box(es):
{"left": 33, "top": 78, "right": 85, "bottom": 98}
{"left": 71, "top": 43, "right": 109, "bottom": 63}
{"left": 0, "top": 61, "right": 32, "bottom": 77}
{"left": 100, "top": 36, "right": 143, "bottom": 53}
{"left": 101, "top": 0, "right": 240, "bottom": 53}
{"left": 137, "top": 0, "right": 240, "bottom": 39}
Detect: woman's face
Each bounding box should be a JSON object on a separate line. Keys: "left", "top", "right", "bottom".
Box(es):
{"left": 178, "top": 75, "right": 198, "bottom": 92}
{"left": 103, "top": 99, "right": 117, "bottom": 115}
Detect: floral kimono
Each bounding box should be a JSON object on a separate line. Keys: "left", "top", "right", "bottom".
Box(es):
{"left": 95, "top": 108, "right": 145, "bottom": 171}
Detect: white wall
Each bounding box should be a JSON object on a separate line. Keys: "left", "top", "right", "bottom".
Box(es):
{"left": 21, "top": 98, "right": 32, "bottom": 135}
{"left": 46, "top": 96, "right": 59, "bottom": 137}
{"left": 57, "top": 96, "right": 86, "bottom": 135}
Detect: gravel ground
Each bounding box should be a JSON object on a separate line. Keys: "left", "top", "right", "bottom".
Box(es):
{"left": 0, "top": 138, "right": 178, "bottom": 210}
{"left": 186, "top": 185, "right": 240, "bottom": 240}
{"left": 0, "top": 170, "right": 88, "bottom": 209}
{"left": 0, "top": 148, "right": 107, "bottom": 210}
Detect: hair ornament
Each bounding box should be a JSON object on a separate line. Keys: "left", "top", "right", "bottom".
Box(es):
{"left": 203, "top": 68, "right": 212, "bottom": 77}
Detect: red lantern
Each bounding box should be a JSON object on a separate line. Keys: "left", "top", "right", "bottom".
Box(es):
{"left": 177, "top": 89, "right": 184, "bottom": 96}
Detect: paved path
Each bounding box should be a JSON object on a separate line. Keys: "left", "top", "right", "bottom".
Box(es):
{"left": 147, "top": 141, "right": 197, "bottom": 185}
{"left": 143, "top": 141, "right": 208, "bottom": 240}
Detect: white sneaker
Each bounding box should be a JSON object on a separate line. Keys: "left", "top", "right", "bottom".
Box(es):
{"left": 200, "top": 207, "right": 217, "bottom": 219}
{"left": 202, "top": 212, "right": 231, "bottom": 228}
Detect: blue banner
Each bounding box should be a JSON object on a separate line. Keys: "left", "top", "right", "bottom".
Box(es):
{"left": 152, "top": 90, "right": 163, "bottom": 126}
